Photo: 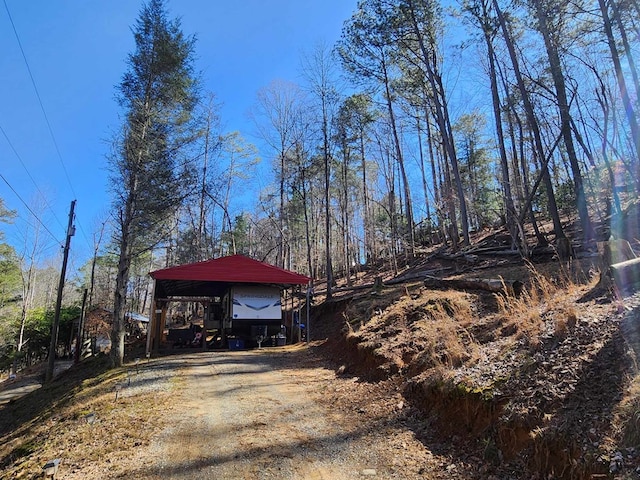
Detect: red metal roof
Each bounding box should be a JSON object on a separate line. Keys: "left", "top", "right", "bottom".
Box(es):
{"left": 150, "top": 255, "right": 310, "bottom": 285}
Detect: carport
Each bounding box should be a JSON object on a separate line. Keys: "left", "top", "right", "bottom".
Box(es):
{"left": 145, "top": 255, "right": 311, "bottom": 353}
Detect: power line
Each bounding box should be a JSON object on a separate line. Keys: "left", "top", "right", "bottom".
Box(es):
{"left": 0, "top": 172, "right": 64, "bottom": 246}
{"left": 3, "top": 0, "right": 77, "bottom": 199}
{"left": 74, "top": 209, "right": 94, "bottom": 252}
{"left": 0, "top": 123, "right": 66, "bottom": 230}
{"left": 3, "top": 2, "right": 97, "bottom": 254}
{"left": 1, "top": 120, "right": 96, "bottom": 255}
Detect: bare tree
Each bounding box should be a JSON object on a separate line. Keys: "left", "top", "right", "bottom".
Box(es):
{"left": 301, "top": 42, "right": 342, "bottom": 295}
{"left": 252, "top": 80, "right": 307, "bottom": 268}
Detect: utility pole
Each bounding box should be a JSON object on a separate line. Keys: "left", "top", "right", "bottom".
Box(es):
{"left": 46, "top": 200, "right": 76, "bottom": 383}
{"left": 74, "top": 288, "right": 88, "bottom": 364}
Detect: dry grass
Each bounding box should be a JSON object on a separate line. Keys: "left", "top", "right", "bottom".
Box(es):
{"left": 0, "top": 357, "right": 177, "bottom": 479}
{"left": 554, "top": 306, "right": 578, "bottom": 339}
{"left": 406, "top": 291, "right": 479, "bottom": 369}
{"left": 343, "top": 263, "right": 595, "bottom": 375}
{"left": 344, "top": 285, "right": 481, "bottom": 373}
{"left": 495, "top": 263, "right": 584, "bottom": 348}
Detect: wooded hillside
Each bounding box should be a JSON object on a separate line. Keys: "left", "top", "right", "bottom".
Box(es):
{"left": 1, "top": 0, "right": 638, "bottom": 372}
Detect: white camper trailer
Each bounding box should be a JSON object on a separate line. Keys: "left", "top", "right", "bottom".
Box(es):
{"left": 222, "top": 285, "right": 284, "bottom": 346}
{"left": 230, "top": 286, "right": 282, "bottom": 320}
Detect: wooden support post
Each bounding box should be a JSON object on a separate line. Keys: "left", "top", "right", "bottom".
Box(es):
{"left": 145, "top": 279, "right": 156, "bottom": 356}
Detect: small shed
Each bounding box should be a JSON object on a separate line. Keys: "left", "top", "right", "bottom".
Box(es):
{"left": 146, "top": 255, "right": 311, "bottom": 352}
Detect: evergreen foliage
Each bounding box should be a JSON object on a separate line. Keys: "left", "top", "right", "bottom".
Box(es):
{"left": 109, "top": 0, "right": 199, "bottom": 366}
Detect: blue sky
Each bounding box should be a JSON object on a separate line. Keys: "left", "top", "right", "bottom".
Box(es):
{"left": 0, "top": 0, "right": 358, "bottom": 268}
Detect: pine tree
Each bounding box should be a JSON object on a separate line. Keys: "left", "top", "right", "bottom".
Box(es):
{"left": 109, "top": 0, "right": 199, "bottom": 367}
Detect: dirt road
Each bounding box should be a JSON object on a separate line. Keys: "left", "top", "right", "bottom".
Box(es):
{"left": 116, "top": 347, "right": 450, "bottom": 480}
{"left": 0, "top": 360, "right": 74, "bottom": 405}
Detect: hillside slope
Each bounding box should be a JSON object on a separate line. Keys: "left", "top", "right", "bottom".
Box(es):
{"left": 311, "top": 252, "right": 640, "bottom": 479}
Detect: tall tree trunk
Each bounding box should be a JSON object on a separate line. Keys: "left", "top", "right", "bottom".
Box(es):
{"left": 611, "top": 0, "right": 640, "bottom": 102}
{"left": 533, "top": 0, "right": 594, "bottom": 242}
{"left": 493, "top": 0, "right": 565, "bottom": 242}
{"left": 511, "top": 103, "right": 541, "bottom": 242}
{"left": 416, "top": 116, "right": 433, "bottom": 235}
{"left": 278, "top": 151, "right": 286, "bottom": 268}
{"left": 424, "top": 110, "right": 445, "bottom": 242}
{"left": 299, "top": 161, "right": 314, "bottom": 282}
{"left": 112, "top": 225, "right": 132, "bottom": 367}
{"left": 598, "top": 0, "right": 640, "bottom": 165}
{"left": 359, "top": 126, "right": 372, "bottom": 262}
{"left": 341, "top": 143, "right": 352, "bottom": 286}
{"left": 381, "top": 57, "right": 415, "bottom": 258}
{"left": 595, "top": 76, "right": 623, "bottom": 215}
{"left": 323, "top": 101, "right": 333, "bottom": 299}
{"left": 405, "top": 0, "right": 470, "bottom": 246}
{"left": 113, "top": 112, "right": 149, "bottom": 368}
{"left": 17, "top": 223, "right": 40, "bottom": 361}
{"left": 476, "top": 0, "right": 520, "bottom": 251}
{"left": 442, "top": 144, "right": 459, "bottom": 248}
{"left": 198, "top": 107, "right": 212, "bottom": 261}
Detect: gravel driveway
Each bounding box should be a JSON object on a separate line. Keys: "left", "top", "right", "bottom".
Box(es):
{"left": 114, "top": 347, "right": 439, "bottom": 479}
